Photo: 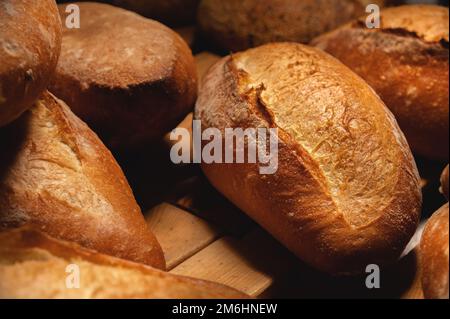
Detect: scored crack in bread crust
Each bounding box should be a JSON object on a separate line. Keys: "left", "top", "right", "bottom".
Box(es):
{"left": 0, "top": 91, "right": 165, "bottom": 270}
{"left": 0, "top": 228, "right": 248, "bottom": 299}
{"left": 312, "top": 5, "right": 449, "bottom": 160}
{"left": 195, "top": 43, "right": 422, "bottom": 275}
{"left": 0, "top": 0, "right": 62, "bottom": 127}
{"left": 197, "top": 0, "right": 385, "bottom": 52}
{"left": 50, "top": 2, "right": 197, "bottom": 150}
{"left": 420, "top": 204, "right": 449, "bottom": 299}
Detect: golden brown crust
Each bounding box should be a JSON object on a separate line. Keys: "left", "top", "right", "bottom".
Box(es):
{"left": 441, "top": 165, "right": 449, "bottom": 200}
{"left": 0, "top": 0, "right": 62, "bottom": 127}
{"left": 197, "top": 0, "right": 384, "bottom": 52}
{"left": 0, "top": 228, "right": 248, "bottom": 299}
{"left": 420, "top": 204, "right": 449, "bottom": 299}
{"left": 0, "top": 91, "right": 165, "bottom": 270}
{"left": 195, "top": 43, "right": 422, "bottom": 275}
{"left": 312, "top": 5, "right": 449, "bottom": 160}
{"left": 50, "top": 2, "right": 197, "bottom": 150}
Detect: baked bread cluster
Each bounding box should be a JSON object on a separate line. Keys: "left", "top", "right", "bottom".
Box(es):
{"left": 0, "top": 0, "right": 448, "bottom": 299}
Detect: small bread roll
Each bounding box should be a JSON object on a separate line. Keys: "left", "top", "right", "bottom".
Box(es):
{"left": 0, "top": 228, "right": 248, "bottom": 299}
{"left": 441, "top": 165, "right": 449, "bottom": 200}
{"left": 0, "top": 0, "right": 62, "bottom": 126}
{"left": 50, "top": 2, "right": 197, "bottom": 150}
{"left": 312, "top": 5, "right": 449, "bottom": 160}
{"left": 420, "top": 204, "right": 449, "bottom": 299}
{"left": 197, "top": 0, "right": 384, "bottom": 52}
{"left": 195, "top": 43, "right": 422, "bottom": 275}
{"left": 0, "top": 91, "right": 165, "bottom": 269}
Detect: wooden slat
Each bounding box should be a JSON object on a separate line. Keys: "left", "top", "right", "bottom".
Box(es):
{"left": 145, "top": 203, "right": 221, "bottom": 270}
{"left": 171, "top": 228, "right": 296, "bottom": 297}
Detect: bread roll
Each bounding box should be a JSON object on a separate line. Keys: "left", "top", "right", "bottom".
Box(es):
{"left": 0, "top": 91, "right": 165, "bottom": 269}
{"left": 312, "top": 5, "right": 449, "bottom": 160}
{"left": 441, "top": 165, "right": 449, "bottom": 200}
{"left": 195, "top": 43, "right": 422, "bottom": 275}
{"left": 0, "top": 228, "right": 248, "bottom": 299}
{"left": 50, "top": 2, "right": 197, "bottom": 150}
{"left": 420, "top": 204, "right": 449, "bottom": 299}
{"left": 0, "top": 0, "right": 61, "bottom": 126}
{"left": 197, "top": 0, "right": 384, "bottom": 52}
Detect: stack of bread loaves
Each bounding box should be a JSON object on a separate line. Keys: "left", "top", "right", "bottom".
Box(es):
{"left": 1, "top": 0, "right": 449, "bottom": 299}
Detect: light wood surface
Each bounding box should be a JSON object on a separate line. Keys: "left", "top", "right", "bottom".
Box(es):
{"left": 146, "top": 203, "right": 220, "bottom": 270}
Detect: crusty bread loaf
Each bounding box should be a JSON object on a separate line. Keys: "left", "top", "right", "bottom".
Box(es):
{"left": 50, "top": 2, "right": 197, "bottom": 150}
{"left": 0, "top": 0, "right": 61, "bottom": 127}
{"left": 197, "top": 0, "right": 384, "bottom": 52}
{"left": 195, "top": 43, "right": 422, "bottom": 275}
{"left": 0, "top": 228, "right": 248, "bottom": 299}
{"left": 0, "top": 91, "right": 165, "bottom": 269}
{"left": 420, "top": 204, "right": 449, "bottom": 299}
{"left": 312, "top": 5, "right": 449, "bottom": 160}
{"left": 441, "top": 165, "right": 449, "bottom": 200}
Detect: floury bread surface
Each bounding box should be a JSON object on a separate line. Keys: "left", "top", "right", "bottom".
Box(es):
{"left": 312, "top": 5, "right": 449, "bottom": 160}
{"left": 195, "top": 43, "right": 422, "bottom": 275}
